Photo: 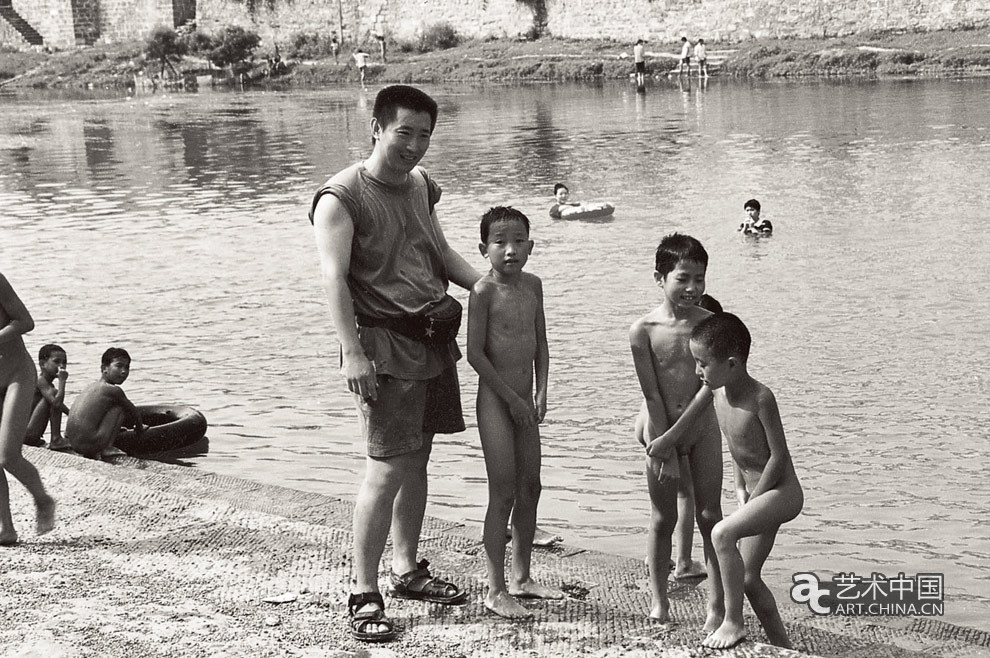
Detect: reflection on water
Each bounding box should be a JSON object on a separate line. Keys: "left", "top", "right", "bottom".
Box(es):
{"left": 1, "top": 79, "right": 988, "bottom": 632}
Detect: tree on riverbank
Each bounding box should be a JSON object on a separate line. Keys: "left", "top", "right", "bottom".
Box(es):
{"left": 207, "top": 26, "right": 261, "bottom": 75}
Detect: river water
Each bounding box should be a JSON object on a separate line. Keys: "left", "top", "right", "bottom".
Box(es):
{"left": 1, "top": 78, "right": 987, "bottom": 633}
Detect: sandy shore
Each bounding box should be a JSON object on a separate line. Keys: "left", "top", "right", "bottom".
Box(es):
{"left": 2, "top": 447, "right": 986, "bottom": 657}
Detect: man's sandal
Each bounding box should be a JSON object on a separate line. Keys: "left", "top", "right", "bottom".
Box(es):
{"left": 388, "top": 559, "right": 468, "bottom": 605}
{"left": 348, "top": 591, "right": 398, "bottom": 643}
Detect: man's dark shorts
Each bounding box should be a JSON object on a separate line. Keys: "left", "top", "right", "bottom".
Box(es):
{"left": 354, "top": 367, "right": 465, "bottom": 458}
{"left": 635, "top": 61, "right": 646, "bottom": 73}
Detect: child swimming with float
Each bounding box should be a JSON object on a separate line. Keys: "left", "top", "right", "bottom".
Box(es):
{"left": 548, "top": 183, "right": 614, "bottom": 220}
{"left": 468, "top": 206, "right": 564, "bottom": 618}
{"left": 690, "top": 312, "right": 802, "bottom": 649}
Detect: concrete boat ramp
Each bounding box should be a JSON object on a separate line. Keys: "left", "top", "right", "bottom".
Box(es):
{"left": 3, "top": 449, "right": 986, "bottom": 657}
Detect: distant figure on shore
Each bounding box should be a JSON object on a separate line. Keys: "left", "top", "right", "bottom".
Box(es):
{"left": 634, "top": 38, "right": 647, "bottom": 89}
{"left": 330, "top": 34, "right": 340, "bottom": 65}
{"left": 376, "top": 32, "right": 387, "bottom": 63}
{"left": 468, "top": 206, "right": 564, "bottom": 619}
{"left": 66, "top": 347, "right": 145, "bottom": 460}
{"left": 694, "top": 39, "right": 709, "bottom": 77}
{"left": 691, "top": 313, "right": 803, "bottom": 649}
{"left": 0, "top": 271, "right": 57, "bottom": 546}
{"left": 352, "top": 49, "right": 370, "bottom": 87}
{"left": 676, "top": 37, "right": 693, "bottom": 76}
{"left": 24, "top": 343, "right": 71, "bottom": 450}
{"left": 738, "top": 199, "right": 773, "bottom": 235}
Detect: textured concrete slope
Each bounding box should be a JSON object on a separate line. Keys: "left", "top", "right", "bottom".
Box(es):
{"left": 2, "top": 449, "right": 986, "bottom": 658}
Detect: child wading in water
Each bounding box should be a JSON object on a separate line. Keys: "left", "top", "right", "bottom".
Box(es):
{"left": 467, "top": 206, "right": 563, "bottom": 618}
{"left": 630, "top": 233, "right": 724, "bottom": 628}
{"left": 691, "top": 312, "right": 803, "bottom": 649}
{"left": 0, "top": 272, "right": 56, "bottom": 545}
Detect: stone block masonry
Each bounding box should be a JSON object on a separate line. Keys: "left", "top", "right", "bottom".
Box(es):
{"left": 3, "top": 0, "right": 990, "bottom": 51}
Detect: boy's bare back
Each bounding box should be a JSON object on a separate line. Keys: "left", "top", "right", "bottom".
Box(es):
{"left": 66, "top": 380, "right": 128, "bottom": 439}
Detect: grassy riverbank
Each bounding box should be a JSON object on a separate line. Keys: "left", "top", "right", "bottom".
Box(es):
{"left": 2, "top": 27, "right": 989, "bottom": 90}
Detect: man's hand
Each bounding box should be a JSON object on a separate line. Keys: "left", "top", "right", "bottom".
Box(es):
{"left": 342, "top": 352, "right": 377, "bottom": 402}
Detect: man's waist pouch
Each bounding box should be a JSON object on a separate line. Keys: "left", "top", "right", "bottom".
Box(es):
{"left": 355, "top": 294, "right": 462, "bottom": 346}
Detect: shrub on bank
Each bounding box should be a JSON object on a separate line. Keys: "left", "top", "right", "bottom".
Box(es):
{"left": 419, "top": 22, "right": 460, "bottom": 52}
{"left": 287, "top": 32, "right": 334, "bottom": 60}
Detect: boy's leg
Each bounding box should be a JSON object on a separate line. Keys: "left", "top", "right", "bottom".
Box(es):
{"left": 739, "top": 530, "right": 791, "bottom": 648}
{"left": 0, "top": 366, "right": 55, "bottom": 539}
{"left": 48, "top": 402, "right": 67, "bottom": 447}
{"left": 477, "top": 390, "right": 531, "bottom": 618}
{"left": 687, "top": 422, "right": 725, "bottom": 632}
{"left": 673, "top": 456, "right": 705, "bottom": 579}
{"left": 645, "top": 454, "right": 678, "bottom": 621}
{"left": 24, "top": 399, "right": 49, "bottom": 446}
{"left": 703, "top": 488, "right": 798, "bottom": 649}
{"left": 507, "top": 423, "right": 563, "bottom": 601}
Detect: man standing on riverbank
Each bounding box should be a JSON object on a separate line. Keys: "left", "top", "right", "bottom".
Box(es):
{"left": 310, "top": 85, "right": 480, "bottom": 642}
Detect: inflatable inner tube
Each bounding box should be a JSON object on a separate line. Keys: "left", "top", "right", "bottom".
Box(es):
{"left": 116, "top": 404, "right": 208, "bottom": 455}
{"left": 555, "top": 202, "right": 614, "bottom": 220}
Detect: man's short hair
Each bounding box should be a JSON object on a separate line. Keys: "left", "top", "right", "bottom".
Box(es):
{"left": 692, "top": 312, "right": 751, "bottom": 362}
{"left": 553, "top": 183, "right": 568, "bottom": 194}
{"left": 38, "top": 343, "right": 65, "bottom": 363}
{"left": 480, "top": 206, "right": 531, "bottom": 243}
{"left": 373, "top": 85, "right": 438, "bottom": 135}
{"left": 102, "top": 347, "right": 131, "bottom": 368}
{"left": 655, "top": 233, "right": 708, "bottom": 277}
{"left": 744, "top": 198, "right": 761, "bottom": 211}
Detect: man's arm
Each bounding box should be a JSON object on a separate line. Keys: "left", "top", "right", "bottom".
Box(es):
{"left": 629, "top": 321, "right": 671, "bottom": 444}
{"left": 312, "top": 194, "right": 378, "bottom": 401}
{"left": 647, "top": 384, "right": 713, "bottom": 456}
{"left": 466, "top": 285, "right": 536, "bottom": 427}
{"left": 749, "top": 388, "right": 790, "bottom": 499}
{"left": 112, "top": 387, "right": 144, "bottom": 433}
{"left": 431, "top": 210, "right": 481, "bottom": 291}
{"left": 533, "top": 276, "right": 549, "bottom": 423}
{"left": 37, "top": 377, "right": 69, "bottom": 415}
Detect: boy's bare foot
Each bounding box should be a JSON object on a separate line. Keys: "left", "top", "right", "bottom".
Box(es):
{"left": 36, "top": 496, "right": 56, "bottom": 535}
{"left": 702, "top": 621, "right": 747, "bottom": 649}
{"left": 101, "top": 446, "right": 128, "bottom": 460}
{"left": 673, "top": 559, "right": 707, "bottom": 580}
{"left": 484, "top": 591, "right": 533, "bottom": 619}
{"left": 49, "top": 436, "right": 72, "bottom": 451}
{"left": 532, "top": 526, "right": 562, "bottom": 547}
{"left": 702, "top": 609, "right": 724, "bottom": 634}
{"left": 504, "top": 525, "right": 563, "bottom": 547}
{"left": 0, "top": 530, "right": 19, "bottom": 546}
{"left": 648, "top": 600, "right": 670, "bottom": 622}
{"left": 509, "top": 579, "right": 564, "bottom": 600}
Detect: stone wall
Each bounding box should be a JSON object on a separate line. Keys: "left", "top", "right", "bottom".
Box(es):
{"left": 6, "top": 0, "right": 176, "bottom": 48}
{"left": 4, "top": 0, "right": 990, "bottom": 50}
{"left": 545, "top": 0, "right": 990, "bottom": 42}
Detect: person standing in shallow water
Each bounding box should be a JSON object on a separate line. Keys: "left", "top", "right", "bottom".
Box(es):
{"left": 310, "top": 85, "right": 481, "bottom": 643}
{"left": 0, "top": 271, "right": 56, "bottom": 546}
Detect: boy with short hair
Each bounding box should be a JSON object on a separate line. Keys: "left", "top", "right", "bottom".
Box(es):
{"left": 739, "top": 198, "right": 773, "bottom": 235}
{"left": 467, "top": 206, "right": 563, "bottom": 619}
{"left": 630, "top": 233, "right": 724, "bottom": 627}
{"left": 694, "top": 39, "right": 709, "bottom": 77}
{"left": 66, "top": 347, "right": 145, "bottom": 459}
{"left": 691, "top": 313, "right": 803, "bottom": 649}
{"left": 676, "top": 37, "right": 693, "bottom": 76}
{"left": 24, "top": 344, "right": 71, "bottom": 450}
